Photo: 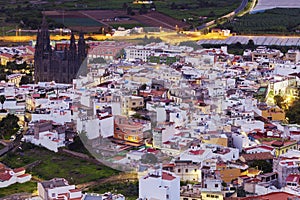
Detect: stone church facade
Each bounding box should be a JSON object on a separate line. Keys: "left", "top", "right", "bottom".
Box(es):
{"left": 34, "top": 17, "right": 87, "bottom": 83}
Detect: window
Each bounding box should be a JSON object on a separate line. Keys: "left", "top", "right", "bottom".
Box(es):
{"left": 185, "top": 169, "right": 188, "bottom": 173}
{"left": 215, "top": 184, "right": 218, "bottom": 188}
{"left": 166, "top": 194, "right": 169, "bottom": 199}
{"left": 178, "top": 169, "right": 181, "bottom": 173}
{"left": 206, "top": 194, "right": 211, "bottom": 197}
{"left": 204, "top": 184, "right": 207, "bottom": 188}
{"left": 132, "top": 102, "right": 136, "bottom": 106}
{"left": 194, "top": 169, "right": 197, "bottom": 172}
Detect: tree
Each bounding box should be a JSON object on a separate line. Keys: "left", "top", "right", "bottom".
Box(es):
{"left": 208, "top": 11, "right": 215, "bottom": 17}
{"left": 274, "top": 95, "right": 284, "bottom": 109}
{"left": 127, "top": 6, "right": 133, "bottom": 15}
{"left": 170, "top": 2, "right": 177, "bottom": 10}
{"left": 122, "top": 2, "right": 128, "bottom": 10}
{"left": 140, "top": 153, "right": 158, "bottom": 164}
{"left": 20, "top": 75, "right": 33, "bottom": 85}
{"left": 247, "top": 39, "right": 255, "bottom": 49}
{"left": 249, "top": 160, "right": 273, "bottom": 173}
{"left": 139, "top": 4, "right": 148, "bottom": 15}
{"left": 286, "top": 99, "right": 300, "bottom": 124}
{"left": 0, "top": 95, "right": 6, "bottom": 110}
{"left": 139, "top": 84, "right": 147, "bottom": 90}
{"left": 150, "top": 3, "right": 156, "bottom": 11}
{"left": 0, "top": 113, "right": 20, "bottom": 140}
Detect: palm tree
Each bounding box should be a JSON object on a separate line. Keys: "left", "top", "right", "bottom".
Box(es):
{"left": 0, "top": 95, "right": 6, "bottom": 110}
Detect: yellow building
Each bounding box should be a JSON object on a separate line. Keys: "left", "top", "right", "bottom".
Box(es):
{"left": 260, "top": 106, "right": 285, "bottom": 121}
{"left": 180, "top": 196, "right": 201, "bottom": 200}
{"left": 269, "top": 140, "right": 297, "bottom": 157}
{"left": 216, "top": 163, "right": 241, "bottom": 183}
{"left": 122, "top": 96, "right": 144, "bottom": 115}
{"left": 201, "top": 192, "right": 224, "bottom": 200}
{"left": 195, "top": 102, "right": 211, "bottom": 114}
{"left": 114, "top": 115, "right": 144, "bottom": 144}
{"left": 202, "top": 134, "right": 228, "bottom": 147}
{"left": 0, "top": 53, "right": 14, "bottom": 65}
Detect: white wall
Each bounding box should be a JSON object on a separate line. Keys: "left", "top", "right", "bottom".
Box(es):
{"left": 99, "top": 116, "right": 114, "bottom": 138}
{"left": 31, "top": 110, "right": 72, "bottom": 124}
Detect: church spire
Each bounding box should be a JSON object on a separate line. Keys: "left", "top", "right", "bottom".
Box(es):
{"left": 78, "top": 32, "right": 86, "bottom": 63}
{"left": 68, "top": 32, "right": 77, "bottom": 60}
{"left": 36, "top": 15, "right": 52, "bottom": 54}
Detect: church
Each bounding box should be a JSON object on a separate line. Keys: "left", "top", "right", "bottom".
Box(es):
{"left": 34, "top": 17, "right": 87, "bottom": 83}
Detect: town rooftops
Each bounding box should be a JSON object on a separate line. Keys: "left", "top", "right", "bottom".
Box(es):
{"left": 144, "top": 170, "right": 177, "bottom": 181}
{"left": 240, "top": 152, "right": 274, "bottom": 161}
{"left": 239, "top": 191, "right": 299, "bottom": 200}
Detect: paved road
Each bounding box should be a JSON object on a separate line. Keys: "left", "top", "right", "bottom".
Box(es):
{"left": 235, "top": 0, "right": 249, "bottom": 14}
{"left": 0, "top": 132, "right": 23, "bottom": 157}
{"left": 197, "top": 0, "right": 249, "bottom": 30}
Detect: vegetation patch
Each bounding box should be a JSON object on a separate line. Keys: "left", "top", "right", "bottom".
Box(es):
{"left": 0, "top": 143, "right": 119, "bottom": 184}
{"left": 0, "top": 181, "right": 37, "bottom": 198}
{"left": 220, "top": 8, "right": 300, "bottom": 35}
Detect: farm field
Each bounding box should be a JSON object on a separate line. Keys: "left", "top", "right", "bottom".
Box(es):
{"left": 44, "top": 9, "right": 189, "bottom": 31}
{"left": 0, "top": 0, "right": 242, "bottom": 34}
{"left": 220, "top": 8, "right": 300, "bottom": 35}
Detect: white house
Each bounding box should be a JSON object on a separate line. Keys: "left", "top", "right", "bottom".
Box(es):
{"left": 0, "top": 164, "right": 31, "bottom": 188}
{"left": 38, "top": 178, "right": 82, "bottom": 200}
{"left": 76, "top": 112, "right": 114, "bottom": 139}
{"left": 139, "top": 169, "right": 180, "bottom": 200}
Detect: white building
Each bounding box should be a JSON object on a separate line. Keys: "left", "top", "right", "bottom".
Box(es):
{"left": 153, "top": 122, "right": 177, "bottom": 149}
{"left": 231, "top": 132, "right": 254, "bottom": 152}
{"left": 76, "top": 113, "right": 114, "bottom": 139}
{"left": 124, "top": 46, "right": 152, "bottom": 62}
{"left": 38, "top": 178, "right": 82, "bottom": 200}
{"left": 0, "top": 165, "right": 31, "bottom": 188}
{"left": 139, "top": 169, "right": 180, "bottom": 200}
{"left": 26, "top": 131, "right": 65, "bottom": 153}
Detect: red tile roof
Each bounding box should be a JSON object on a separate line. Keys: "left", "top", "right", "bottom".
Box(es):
{"left": 162, "top": 172, "right": 176, "bottom": 181}
{"left": 286, "top": 174, "right": 300, "bottom": 183}
{"left": 189, "top": 149, "right": 205, "bottom": 155}
{"left": 0, "top": 171, "right": 12, "bottom": 181}
{"left": 241, "top": 152, "right": 274, "bottom": 161}
{"left": 240, "top": 192, "right": 299, "bottom": 200}
{"left": 17, "top": 173, "right": 31, "bottom": 178}
{"left": 13, "top": 167, "right": 25, "bottom": 173}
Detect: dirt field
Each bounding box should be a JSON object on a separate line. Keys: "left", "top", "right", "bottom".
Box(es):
{"left": 44, "top": 9, "right": 189, "bottom": 32}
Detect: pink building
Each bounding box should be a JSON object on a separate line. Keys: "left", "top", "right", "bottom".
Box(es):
{"left": 88, "top": 41, "right": 131, "bottom": 60}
